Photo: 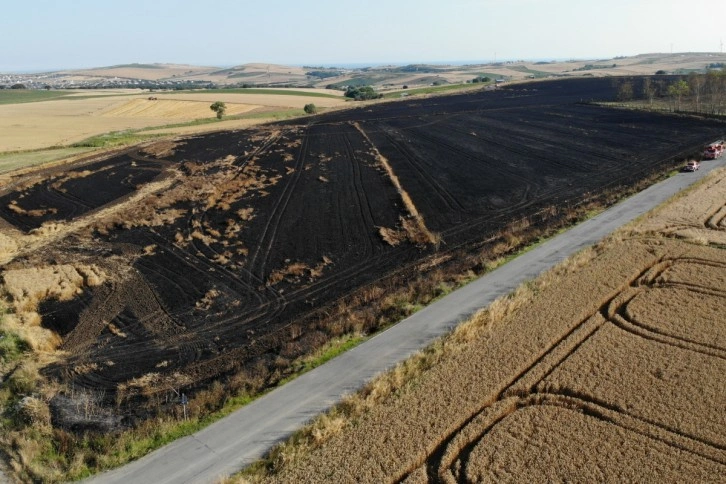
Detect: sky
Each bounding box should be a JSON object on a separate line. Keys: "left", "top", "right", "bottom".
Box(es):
{"left": 2, "top": 0, "right": 724, "bottom": 72}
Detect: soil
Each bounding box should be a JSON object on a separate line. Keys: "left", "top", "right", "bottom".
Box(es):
{"left": 1, "top": 77, "right": 724, "bottom": 431}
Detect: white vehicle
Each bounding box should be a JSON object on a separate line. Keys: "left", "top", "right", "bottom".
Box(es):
{"left": 683, "top": 160, "right": 700, "bottom": 172}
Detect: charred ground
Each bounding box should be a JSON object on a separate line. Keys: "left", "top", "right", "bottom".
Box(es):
{"left": 1, "top": 77, "right": 724, "bottom": 433}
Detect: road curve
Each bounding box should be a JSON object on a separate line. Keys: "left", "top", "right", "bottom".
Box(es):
{"left": 87, "top": 157, "right": 726, "bottom": 484}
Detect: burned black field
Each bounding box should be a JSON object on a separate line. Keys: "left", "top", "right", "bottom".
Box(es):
{"left": 1, "top": 78, "right": 723, "bottom": 429}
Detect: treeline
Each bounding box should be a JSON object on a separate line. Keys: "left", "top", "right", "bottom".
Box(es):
{"left": 612, "top": 70, "right": 726, "bottom": 115}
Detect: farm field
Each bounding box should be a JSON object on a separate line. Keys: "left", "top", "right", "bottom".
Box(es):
{"left": 0, "top": 89, "right": 345, "bottom": 152}
{"left": 0, "top": 77, "right": 724, "bottom": 479}
{"left": 85, "top": 53, "right": 726, "bottom": 88}
{"left": 259, "top": 167, "right": 726, "bottom": 483}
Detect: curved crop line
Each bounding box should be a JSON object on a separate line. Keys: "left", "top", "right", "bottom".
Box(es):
{"left": 419, "top": 257, "right": 723, "bottom": 480}
{"left": 705, "top": 204, "right": 726, "bottom": 230}
{"left": 432, "top": 393, "right": 726, "bottom": 481}
{"left": 607, "top": 306, "right": 726, "bottom": 360}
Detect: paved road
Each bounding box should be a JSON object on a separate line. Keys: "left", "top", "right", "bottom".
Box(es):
{"left": 87, "top": 158, "right": 725, "bottom": 484}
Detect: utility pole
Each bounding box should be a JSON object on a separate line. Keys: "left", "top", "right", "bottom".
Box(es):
{"left": 181, "top": 393, "right": 188, "bottom": 421}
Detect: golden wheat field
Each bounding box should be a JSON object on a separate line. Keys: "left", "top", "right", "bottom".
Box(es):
{"left": 0, "top": 89, "right": 345, "bottom": 152}
{"left": 256, "top": 168, "right": 726, "bottom": 482}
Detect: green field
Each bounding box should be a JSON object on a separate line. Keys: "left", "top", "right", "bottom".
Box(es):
{"left": 383, "top": 83, "right": 483, "bottom": 99}
{"left": 0, "top": 90, "right": 72, "bottom": 105}
{"left": 508, "top": 66, "right": 552, "bottom": 77}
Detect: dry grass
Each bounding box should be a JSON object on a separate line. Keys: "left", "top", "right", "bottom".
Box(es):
{"left": 0, "top": 264, "right": 106, "bottom": 353}
{"left": 352, "top": 122, "right": 440, "bottom": 247}
{"left": 0, "top": 232, "right": 18, "bottom": 259}
{"left": 141, "top": 139, "right": 183, "bottom": 159}
{"left": 2, "top": 264, "right": 106, "bottom": 313}
{"left": 268, "top": 257, "right": 332, "bottom": 286}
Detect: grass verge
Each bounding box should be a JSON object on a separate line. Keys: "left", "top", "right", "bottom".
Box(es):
{"left": 0, "top": 148, "right": 97, "bottom": 175}
{"left": 0, "top": 323, "right": 367, "bottom": 482}
{"left": 70, "top": 131, "right": 168, "bottom": 149}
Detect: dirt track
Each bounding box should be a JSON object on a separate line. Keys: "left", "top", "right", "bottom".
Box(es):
{"left": 0, "top": 78, "right": 724, "bottom": 432}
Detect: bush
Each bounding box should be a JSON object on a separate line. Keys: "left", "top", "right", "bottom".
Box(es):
{"left": 304, "top": 103, "right": 317, "bottom": 114}
{"left": 344, "top": 86, "right": 381, "bottom": 101}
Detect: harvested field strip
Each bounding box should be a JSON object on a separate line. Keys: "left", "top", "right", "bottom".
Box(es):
{"left": 100, "top": 98, "right": 259, "bottom": 119}
{"left": 177, "top": 88, "right": 342, "bottom": 99}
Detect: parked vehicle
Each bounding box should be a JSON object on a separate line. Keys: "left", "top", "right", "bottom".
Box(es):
{"left": 703, "top": 141, "right": 724, "bottom": 160}
{"left": 683, "top": 160, "right": 700, "bottom": 172}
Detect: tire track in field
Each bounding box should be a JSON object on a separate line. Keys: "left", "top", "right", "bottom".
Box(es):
{"left": 372, "top": 121, "right": 466, "bottom": 215}
{"left": 412, "top": 254, "right": 726, "bottom": 481}
{"left": 342, "top": 129, "right": 381, "bottom": 259}
{"left": 706, "top": 203, "right": 726, "bottom": 230}
{"left": 175, "top": 130, "right": 286, "bottom": 307}
{"left": 245, "top": 131, "right": 309, "bottom": 282}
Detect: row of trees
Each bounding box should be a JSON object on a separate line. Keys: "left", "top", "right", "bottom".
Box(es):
{"left": 613, "top": 69, "right": 726, "bottom": 115}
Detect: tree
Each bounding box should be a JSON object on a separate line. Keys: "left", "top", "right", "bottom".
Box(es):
{"left": 616, "top": 80, "right": 633, "bottom": 101}
{"left": 667, "top": 80, "right": 689, "bottom": 111}
{"left": 688, "top": 72, "right": 705, "bottom": 113}
{"left": 209, "top": 101, "right": 226, "bottom": 119}
{"left": 10, "top": 83, "right": 26, "bottom": 89}
{"left": 642, "top": 77, "right": 656, "bottom": 106}
{"left": 303, "top": 103, "right": 317, "bottom": 114}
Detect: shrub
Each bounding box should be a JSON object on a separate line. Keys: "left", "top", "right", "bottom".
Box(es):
{"left": 303, "top": 103, "right": 317, "bottom": 114}
{"left": 344, "top": 86, "right": 381, "bottom": 101}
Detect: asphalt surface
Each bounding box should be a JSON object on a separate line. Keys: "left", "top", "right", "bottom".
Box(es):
{"left": 86, "top": 157, "right": 725, "bottom": 484}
